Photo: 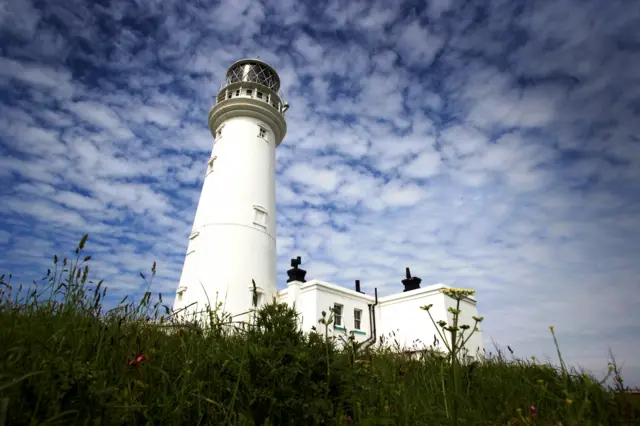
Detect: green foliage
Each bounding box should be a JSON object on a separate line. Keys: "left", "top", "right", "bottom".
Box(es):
{"left": 0, "top": 235, "right": 638, "bottom": 425}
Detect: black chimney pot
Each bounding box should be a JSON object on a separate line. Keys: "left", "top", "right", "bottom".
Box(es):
{"left": 401, "top": 267, "right": 422, "bottom": 292}
{"left": 286, "top": 256, "right": 307, "bottom": 283}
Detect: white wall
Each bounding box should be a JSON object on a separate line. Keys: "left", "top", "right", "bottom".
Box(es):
{"left": 279, "top": 280, "right": 375, "bottom": 344}
{"left": 278, "top": 281, "right": 484, "bottom": 360}
{"left": 376, "top": 286, "right": 449, "bottom": 353}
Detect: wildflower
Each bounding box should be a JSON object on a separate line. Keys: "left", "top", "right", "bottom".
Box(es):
{"left": 549, "top": 325, "right": 554, "bottom": 330}
{"left": 345, "top": 414, "right": 353, "bottom": 423}
{"left": 472, "top": 315, "right": 484, "bottom": 322}
{"left": 536, "top": 379, "right": 544, "bottom": 385}
{"left": 566, "top": 398, "right": 573, "bottom": 405}
{"left": 420, "top": 304, "right": 433, "bottom": 311}
{"left": 440, "top": 288, "right": 475, "bottom": 298}
{"left": 129, "top": 354, "right": 148, "bottom": 366}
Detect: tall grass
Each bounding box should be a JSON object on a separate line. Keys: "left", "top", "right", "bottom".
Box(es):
{"left": 0, "top": 235, "right": 638, "bottom": 425}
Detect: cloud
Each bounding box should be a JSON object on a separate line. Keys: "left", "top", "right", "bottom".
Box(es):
{"left": 284, "top": 163, "right": 342, "bottom": 194}
{"left": 1, "top": 0, "right": 639, "bottom": 387}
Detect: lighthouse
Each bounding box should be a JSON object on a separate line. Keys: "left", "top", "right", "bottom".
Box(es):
{"left": 173, "top": 59, "right": 288, "bottom": 325}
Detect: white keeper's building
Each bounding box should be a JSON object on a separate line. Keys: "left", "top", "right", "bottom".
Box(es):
{"left": 172, "top": 58, "right": 484, "bottom": 359}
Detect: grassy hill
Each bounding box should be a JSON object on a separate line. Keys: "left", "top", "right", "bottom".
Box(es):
{"left": 0, "top": 236, "right": 638, "bottom": 425}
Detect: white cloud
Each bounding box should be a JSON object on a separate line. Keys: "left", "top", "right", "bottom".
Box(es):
{"left": 284, "top": 163, "right": 342, "bottom": 193}
{"left": 403, "top": 148, "right": 442, "bottom": 179}
{"left": 394, "top": 19, "right": 445, "bottom": 67}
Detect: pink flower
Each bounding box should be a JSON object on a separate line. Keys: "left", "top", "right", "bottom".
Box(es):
{"left": 129, "top": 354, "right": 147, "bottom": 366}
{"left": 532, "top": 413, "right": 536, "bottom": 419}
{"left": 530, "top": 405, "right": 536, "bottom": 411}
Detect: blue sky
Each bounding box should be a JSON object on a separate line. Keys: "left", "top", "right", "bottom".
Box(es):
{"left": 1, "top": 0, "right": 639, "bottom": 386}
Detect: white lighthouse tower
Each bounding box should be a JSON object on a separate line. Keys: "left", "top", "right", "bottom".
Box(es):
{"left": 173, "top": 59, "right": 288, "bottom": 325}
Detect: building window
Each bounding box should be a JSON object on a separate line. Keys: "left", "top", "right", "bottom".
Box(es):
{"left": 207, "top": 156, "right": 217, "bottom": 174}
{"left": 333, "top": 303, "right": 343, "bottom": 327}
{"left": 247, "top": 89, "right": 253, "bottom": 96}
{"left": 354, "top": 308, "right": 362, "bottom": 330}
{"left": 235, "top": 89, "right": 240, "bottom": 96}
{"left": 257, "top": 91, "right": 263, "bottom": 99}
{"left": 253, "top": 205, "right": 267, "bottom": 228}
{"left": 258, "top": 126, "right": 267, "bottom": 139}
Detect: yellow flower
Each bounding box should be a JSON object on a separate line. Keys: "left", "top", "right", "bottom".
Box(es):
{"left": 566, "top": 398, "right": 573, "bottom": 405}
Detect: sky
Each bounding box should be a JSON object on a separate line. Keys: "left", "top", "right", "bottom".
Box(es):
{"left": 1, "top": 0, "right": 639, "bottom": 386}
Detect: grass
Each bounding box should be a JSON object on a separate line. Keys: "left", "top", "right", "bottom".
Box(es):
{"left": 0, "top": 235, "right": 638, "bottom": 425}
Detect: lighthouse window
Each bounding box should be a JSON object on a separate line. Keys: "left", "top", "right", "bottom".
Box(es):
{"left": 207, "top": 156, "right": 217, "bottom": 174}
{"left": 258, "top": 126, "right": 268, "bottom": 139}
{"left": 354, "top": 308, "right": 362, "bottom": 330}
{"left": 176, "top": 287, "right": 186, "bottom": 304}
{"left": 256, "top": 91, "right": 263, "bottom": 99}
{"left": 235, "top": 90, "right": 240, "bottom": 96}
{"left": 333, "top": 303, "right": 343, "bottom": 326}
{"left": 253, "top": 205, "right": 267, "bottom": 228}
{"left": 246, "top": 89, "right": 253, "bottom": 96}
{"left": 252, "top": 291, "right": 263, "bottom": 307}
{"left": 215, "top": 124, "right": 224, "bottom": 139}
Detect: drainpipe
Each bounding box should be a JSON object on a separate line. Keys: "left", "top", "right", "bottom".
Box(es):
{"left": 362, "top": 288, "right": 378, "bottom": 350}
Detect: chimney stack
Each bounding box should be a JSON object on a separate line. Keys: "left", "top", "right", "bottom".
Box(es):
{"left": 355, "top": 279, "right": 364, "bottom": 293}
{"left": 401, "top": 267, "right": 422, "bottom": 292}
{"left": 286, "top": 256, "right": 307, "bottom": 283}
